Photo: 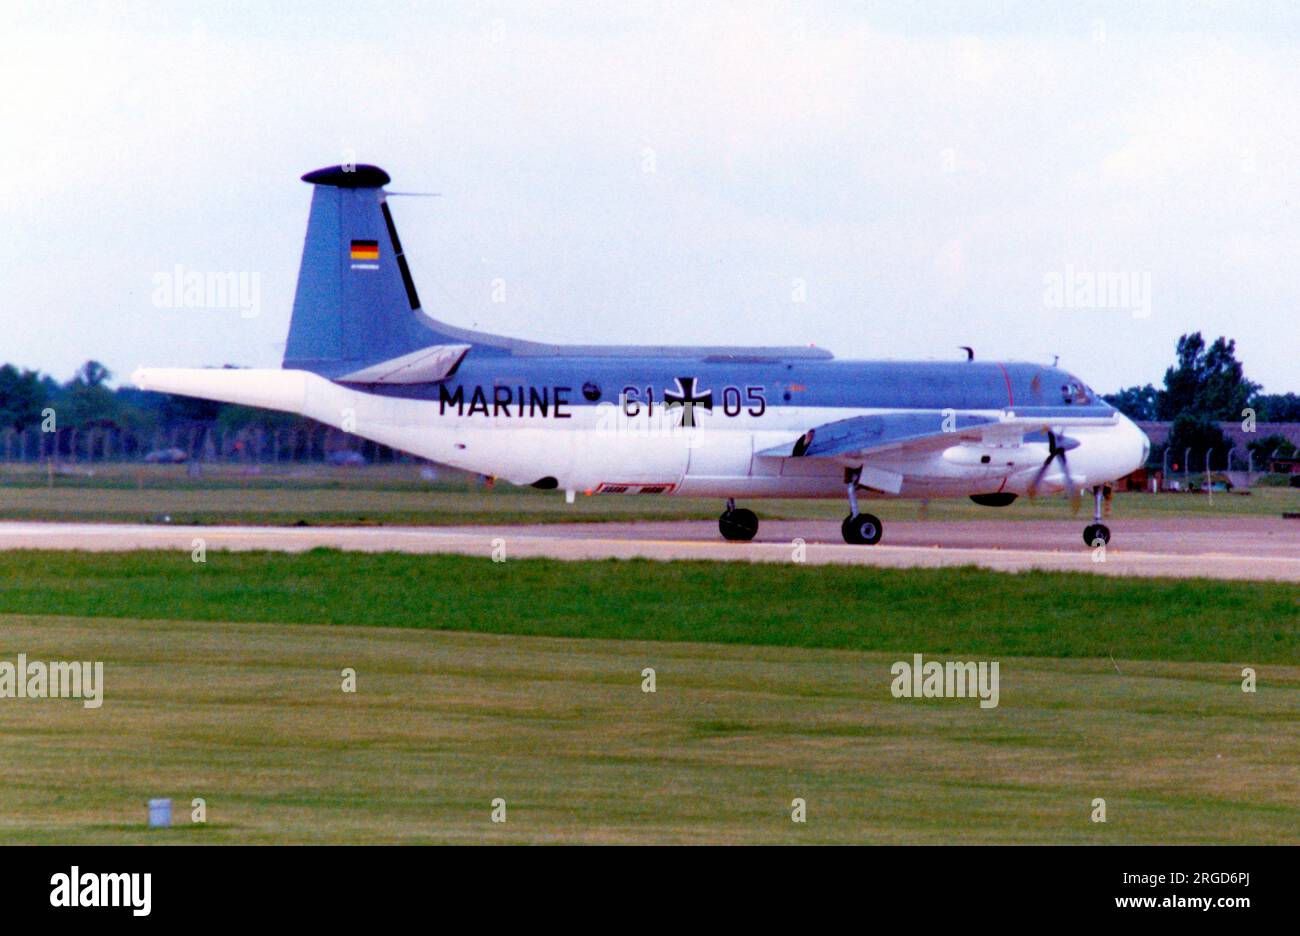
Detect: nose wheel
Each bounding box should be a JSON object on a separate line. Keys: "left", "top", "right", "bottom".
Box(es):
{"left": 719, "top": 499, "right": 759, "bottom": 541}
{"left": 840, "top": 467, "right": 884, "bottom": 545}
{"left": 1083, "top": 485, "right": 1111, "bottom": 546}
{"left": 1083, "top": 523, "right": 1110, "bottom": 546}
{"left": 842, "top": 512, "right": 883, "bottom": 545}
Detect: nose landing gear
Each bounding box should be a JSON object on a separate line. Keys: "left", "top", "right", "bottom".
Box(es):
{"left": 1083, "top": 485, "right": 1111, "bottom": 546}
{"left": 840, "top": 468, "right": 883, "bottom": 545}
{"left": 842, "top": 512, "right": 883, "bottom": 545}
{"left": 719, "top": 498, "right": 759, "bottom": 541}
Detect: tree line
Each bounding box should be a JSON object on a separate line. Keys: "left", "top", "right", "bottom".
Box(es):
{"left": 1101, "top": 332, "right": 1298, "bottom": 468}
{"left": 0, "top": 361, "right": 383, "bottom": 462}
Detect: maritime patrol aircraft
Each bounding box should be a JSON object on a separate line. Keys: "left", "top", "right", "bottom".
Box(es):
{"left": 133, "top": 164, "right": 1150, "bottom": 546}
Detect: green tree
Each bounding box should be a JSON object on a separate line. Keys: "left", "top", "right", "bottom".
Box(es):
{"left": 1156, "top": 333, "right": 1259, "bottom": 421}
{"left": 1246, "top": 433, "right": 1296, "bottom": 461}
{"left": 1165, "top": 413, "right": 1231, "bottom": 472}
{"left": 1250, "top": 392, "right": 1300, "bottom": 421}
{"left": 77, "top": 360, "right": 111, "bottom": 388}
{"left": 0, "top": 364, "right": 48, "bottom": 431}
{"left": 59, "top": 360, "right": 122, "bottom": 428}
{"left": 1102, "top": 383, "right": 1159, "bottom": 421}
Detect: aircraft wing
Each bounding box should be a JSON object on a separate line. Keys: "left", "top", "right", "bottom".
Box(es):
{"left": 757, "top": 412, "right": 1002, "bottom": 461}
{"left": 754, "top": 408, "right": 1120, "bottom": 494}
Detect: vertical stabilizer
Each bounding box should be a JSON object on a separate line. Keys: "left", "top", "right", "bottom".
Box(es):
{"left": 283, "top": 163, "right": 441, "bottom": 376}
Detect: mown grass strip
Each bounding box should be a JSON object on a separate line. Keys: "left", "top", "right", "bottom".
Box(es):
{"left": 0, "top": 550, "right": 1293, "bottom": 663}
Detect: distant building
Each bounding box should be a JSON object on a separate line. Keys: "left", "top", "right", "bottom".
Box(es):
{"left": 1112, "top": 420, "right": 1300, "bottom": 491}
{"left": 1136, "top": 421, "right": 1300, "bottom": 453}
{"left": 1270, "top": 454, "right": 1300, "bottom": 475}
{"left": 1117, "top": 466, "right": 1155, "bottom": 491}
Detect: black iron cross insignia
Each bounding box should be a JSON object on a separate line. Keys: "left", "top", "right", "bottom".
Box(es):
{"left": 664, "top": 377, "right": 713, "bottom": 428}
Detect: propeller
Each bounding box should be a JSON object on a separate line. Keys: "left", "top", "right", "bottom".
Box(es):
{"left": 1029, "top": 430, "right": 1082, "bottom": 514}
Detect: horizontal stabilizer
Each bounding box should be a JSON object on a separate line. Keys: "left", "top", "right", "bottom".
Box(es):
{"left": 337, "top": 343, "right": 470, "bottom": 384}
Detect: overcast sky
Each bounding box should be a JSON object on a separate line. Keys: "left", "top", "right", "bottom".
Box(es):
{"left": 4, "top": 1, "right": 1298, "bottom": 394}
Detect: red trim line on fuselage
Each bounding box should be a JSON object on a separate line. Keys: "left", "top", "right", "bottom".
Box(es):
{"left": 995, "top": 362, "right": 1014, "bottom": 407}
{"left": 994, "top": 364, "right": 1013, "bottom": 495}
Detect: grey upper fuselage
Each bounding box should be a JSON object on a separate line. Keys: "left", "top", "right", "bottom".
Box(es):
{"left": 333, "top": 350, "right": 1114, "bottom": 419}
{"left": 281, "top": 167, "right": 1114, "bottom": 421}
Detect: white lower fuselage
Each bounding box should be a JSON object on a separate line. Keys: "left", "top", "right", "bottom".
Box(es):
{"left": 132, "top": 367, "right": 1149, "bottom": 501}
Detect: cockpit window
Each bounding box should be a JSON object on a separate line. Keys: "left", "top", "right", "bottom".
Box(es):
{"left": 1060, "top": 377, "right": 1092, "bottom": 405}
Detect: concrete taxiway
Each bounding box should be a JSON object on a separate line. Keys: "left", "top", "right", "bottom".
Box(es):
{"left": 0, "top": 517, "right": 1296, "bottom": 581}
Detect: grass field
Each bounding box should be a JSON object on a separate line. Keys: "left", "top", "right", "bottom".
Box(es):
{"left": 1, "top": 615, "right": 1295, "bottom": 844}
{"left": 0, "top": 551, "right": 1295, "bottom": 844}
{"left": 0, "top": 550, "right": 1294, "bottom": 662}
{"left": 0, "top": 462, "right": 1295, "bottom": 526}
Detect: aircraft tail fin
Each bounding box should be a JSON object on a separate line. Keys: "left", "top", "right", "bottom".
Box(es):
{"left": 282, "top": 162, "right": 838, "bottom": 369}
{"left": 284, "top": 164, "right": 456, "bottom": 377}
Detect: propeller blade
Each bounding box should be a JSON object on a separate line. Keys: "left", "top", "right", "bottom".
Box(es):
{"left": 1060, "top": 452, "right": 1081, "bottom": 512}
{"left": 1028, "top": 429, "right": 1081, "bottom": 508}
{"left": 1059, "top": 450, "right": 1081, "bottom": 514}
{"left": 1028, "top": 453, "right": 1054, "bottom": 499}
{"left": 1028, "top": 429, "right": 1054, "bottom": 500}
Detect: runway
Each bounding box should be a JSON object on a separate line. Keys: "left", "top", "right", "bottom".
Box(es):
{"left": 0, "top": 517, "right": 1297, "bottom": 581}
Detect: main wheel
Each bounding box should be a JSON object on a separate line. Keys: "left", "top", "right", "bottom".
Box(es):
{"left": 719, "top": 507, "right": 759, "bottom": 541}
{"left": 841, "top": 512, "right": 883, "bottom": 545}
{"left": 1083, "top": 523, "right": 1110, "bottom": 546}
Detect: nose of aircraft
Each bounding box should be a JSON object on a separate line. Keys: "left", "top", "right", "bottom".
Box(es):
{"left": 1120, "top": 413, "right": 1150, "bottom": 476}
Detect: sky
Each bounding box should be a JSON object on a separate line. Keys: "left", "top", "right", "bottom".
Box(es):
{"left": 3, "top": 0, "right": 1298, "bottom": 395}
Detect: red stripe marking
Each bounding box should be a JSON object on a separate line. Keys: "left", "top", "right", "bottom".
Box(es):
{"left": 995, "top": 362, "right": 1014, "bottom": 407}
{"left": 994, "top": 363, "right": 1013, "bottom": 495}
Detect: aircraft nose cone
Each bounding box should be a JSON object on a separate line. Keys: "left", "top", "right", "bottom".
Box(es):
{"left": 1123, "top": 415, "right": 1150, "bottom": 474}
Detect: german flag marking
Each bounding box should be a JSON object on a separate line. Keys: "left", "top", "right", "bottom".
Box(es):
{"left": 350, "top": 239, "right": 379, "bottom": 261}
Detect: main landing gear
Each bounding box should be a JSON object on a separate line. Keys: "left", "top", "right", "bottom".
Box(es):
{"left": 1083, "top": 485, "right": 1111, "bottom": 547}
{"left": 719, "top": 498, "right": 759, "bottom": 541}
{"left": 841, "top": 468, "right": 883, "bottom": 545}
